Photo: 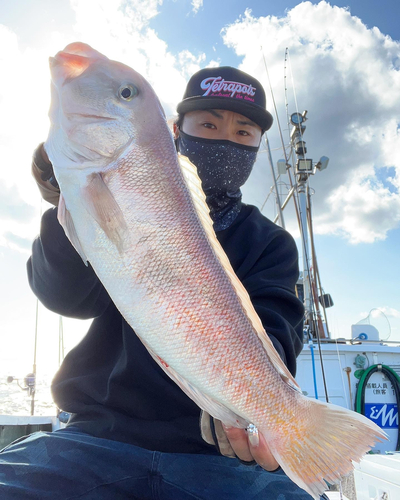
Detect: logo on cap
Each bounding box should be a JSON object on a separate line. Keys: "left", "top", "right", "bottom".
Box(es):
{"left": 200, "top": 76, "right": 256, "bottom": 101}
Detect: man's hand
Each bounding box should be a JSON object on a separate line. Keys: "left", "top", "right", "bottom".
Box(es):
{"left": 34, "top": 144, "right": 58, "bottom": 187}
{"left": 41, "top": 144, "right": 51, "bottom": 164}
{"left": 200, "top": 411, "right": 279, "bottom": 471}
{"left": 31, "top": 143, "right": 60, "bottom": 206}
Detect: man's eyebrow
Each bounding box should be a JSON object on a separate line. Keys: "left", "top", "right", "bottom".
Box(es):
{"left": 236, "top": 119, "right": 258, "bottom": 128}
{"left": 205, "top": 109, "right": 224, "bottom": 119}
{"left": 204, "top": 110, "right": 257, "bottom": 127}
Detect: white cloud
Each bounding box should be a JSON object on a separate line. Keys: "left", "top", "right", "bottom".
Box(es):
{"left": 205, "top": 59, "right": 220, "bottom": 68}
{"left": 314, "top": 167, "right": 400, "bottom": 243}
{"left": 0, "top": 181, "right": 35, "bottom": 223}
{"left": 191, "top": 0, "right": 203, "bottom": 15}
{"left": 177, "top": 49, "right": 206, "bottom": 80}
{"left": 372, "top": 307, "right": 400, "bottom": 319}
{"left": 71, "top": 0, "right": 163, "bottom": 36}
{"left": 0, "top": 25, "right": 65, "bottom": 205}
{"left": 68, "top": 0, "right": 203, "bottom": 115}
{"left": 3, "top": 231, "right": 33, "bottom": 251}
{"left": 222, "top": 1, "right": 400, "bottom": 244}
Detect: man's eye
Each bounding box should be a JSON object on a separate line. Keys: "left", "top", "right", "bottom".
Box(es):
{"left": 202, "top": 123, "right": 216, "bottom": 129}
{"left": 238, "top": 130, "right": 250, "bottom": 136}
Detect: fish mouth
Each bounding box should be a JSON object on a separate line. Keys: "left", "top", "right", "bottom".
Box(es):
{"left": 66, "top": 113, "right": 116, "bottom": 121}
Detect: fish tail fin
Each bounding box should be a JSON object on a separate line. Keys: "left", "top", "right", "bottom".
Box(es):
{"left": 263, "top": 397, "right": 387, "bottom": 499}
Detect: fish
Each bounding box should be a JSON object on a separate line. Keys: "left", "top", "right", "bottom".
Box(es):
{"left": 44, "top": 42, "right": 386, "bottom": 499}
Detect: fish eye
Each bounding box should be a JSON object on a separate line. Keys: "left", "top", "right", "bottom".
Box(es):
{"left": 119, "top": 85, "right": 138, "bottom": 101}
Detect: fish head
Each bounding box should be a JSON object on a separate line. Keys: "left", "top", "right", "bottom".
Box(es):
{"left": 47, "top": 42, "right": 167, "bottom": 170}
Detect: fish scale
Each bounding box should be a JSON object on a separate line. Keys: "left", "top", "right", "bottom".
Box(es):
{"left": 45, "top": 42, "right": 387, "bottom": 499}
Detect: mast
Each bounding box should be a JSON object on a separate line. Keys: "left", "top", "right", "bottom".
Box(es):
{"left": 288, "top": 111, "right": 331, "bottom": 339}
{"left": 262, "top": 46, "right": 332, "bottom": 340}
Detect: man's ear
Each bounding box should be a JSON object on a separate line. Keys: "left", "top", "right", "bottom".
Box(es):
{"left": 173, "top": 123, "right": 180, "bottom": 140}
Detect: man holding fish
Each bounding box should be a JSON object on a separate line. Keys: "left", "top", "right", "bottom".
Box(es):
{"left": 0, "top": 44, "right": 382, "bottom": 499}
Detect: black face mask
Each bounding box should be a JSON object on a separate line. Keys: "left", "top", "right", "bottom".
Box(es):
{"left": 176, "top": 130, "right": 258, "bottom": 194}
{"left": 176, "top": 130, "right": 259, "bottom": 231}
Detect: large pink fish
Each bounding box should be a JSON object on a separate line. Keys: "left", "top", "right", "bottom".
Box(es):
{"left": 44, "top": 42, "right": 386, "bottom": 499}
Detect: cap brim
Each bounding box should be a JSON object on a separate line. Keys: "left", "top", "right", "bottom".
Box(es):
{"left": 176, "top": 96, "right": 273, "bottom": 132}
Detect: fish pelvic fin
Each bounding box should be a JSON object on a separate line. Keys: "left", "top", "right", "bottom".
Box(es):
{"left": 265, "top": 397, "right": 387, "bottom": 499}
{"left": 58, "top": 193, "right": 88, "bottom": 265}
{"left": 82, "top": 172, "right": 129, "bottom": 254}
{"left": 178, "top": 154, "right": 300, "bottom": 393}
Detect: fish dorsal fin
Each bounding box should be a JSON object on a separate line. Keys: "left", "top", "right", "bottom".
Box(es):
{"left": 178, "top": 154, "right": 301, "bottom": 393}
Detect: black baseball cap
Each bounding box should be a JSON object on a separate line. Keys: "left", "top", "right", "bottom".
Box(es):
{"left": 177, "top": 66, "right": 273, "bottom": 132}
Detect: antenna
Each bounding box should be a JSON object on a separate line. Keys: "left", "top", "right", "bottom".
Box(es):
{"left": 261, "top": 46, "right": 301, "bottom": 228}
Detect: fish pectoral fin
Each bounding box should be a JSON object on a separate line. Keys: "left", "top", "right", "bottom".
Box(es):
{"left": 145, "top": 345, "right": 248, "bottom": 428}
{"left": 58, "top": 193, "right": 88, "bottom": 265}
{"left": 82, "top": 173, "right": 129, "bottom": 253}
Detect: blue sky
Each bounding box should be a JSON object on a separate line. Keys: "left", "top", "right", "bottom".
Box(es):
{"left": 150, "top": 0, "right": 400, "bottom": 60}
{"left": 0, "top": 0, "right": 399, "bottom": 380}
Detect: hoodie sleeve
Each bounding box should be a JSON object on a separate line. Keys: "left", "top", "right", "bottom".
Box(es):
{"left": 27, "top": 207, "right": 111, "bottom": 319}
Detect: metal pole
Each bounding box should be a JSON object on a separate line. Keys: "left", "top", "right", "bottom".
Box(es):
{"left": 265, "top": 135, "right": 285, "bottom": 228}
{"left": 273, "top": 187, "right": 295, "bottom": 224}
{"left": 297, "top": 179, "right": 313, "bottom": 326}
{"left": 307, "top": 190, "right": 330, "bottom": 339}
{"left": 31, "top": 298, "right": 39, "bottom": 416}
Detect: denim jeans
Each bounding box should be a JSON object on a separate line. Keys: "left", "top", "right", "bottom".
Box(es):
{"left": 0, "top": 427, "right": 316, "bottom": 499}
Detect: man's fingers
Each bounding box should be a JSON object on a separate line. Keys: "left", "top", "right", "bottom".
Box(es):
{"left": 223, "top": 424, "right": 280, "bottom": 471}
{"left": 200, "top": 411, "right": 214, "bottom": 445}
{"left": 201, "top": 415, "right": 280, "bottom": 471}
{"left": 213, "top": 419, "right": 236, "bottom": 458}
{"left": 222, "top": 425, "right": 254, "bottom": 462}
{"left": 247, "top": 428, "right": 280, "bottom": 471}
{"left": 200, "top": 412, "right": 237, "bottom": 458}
